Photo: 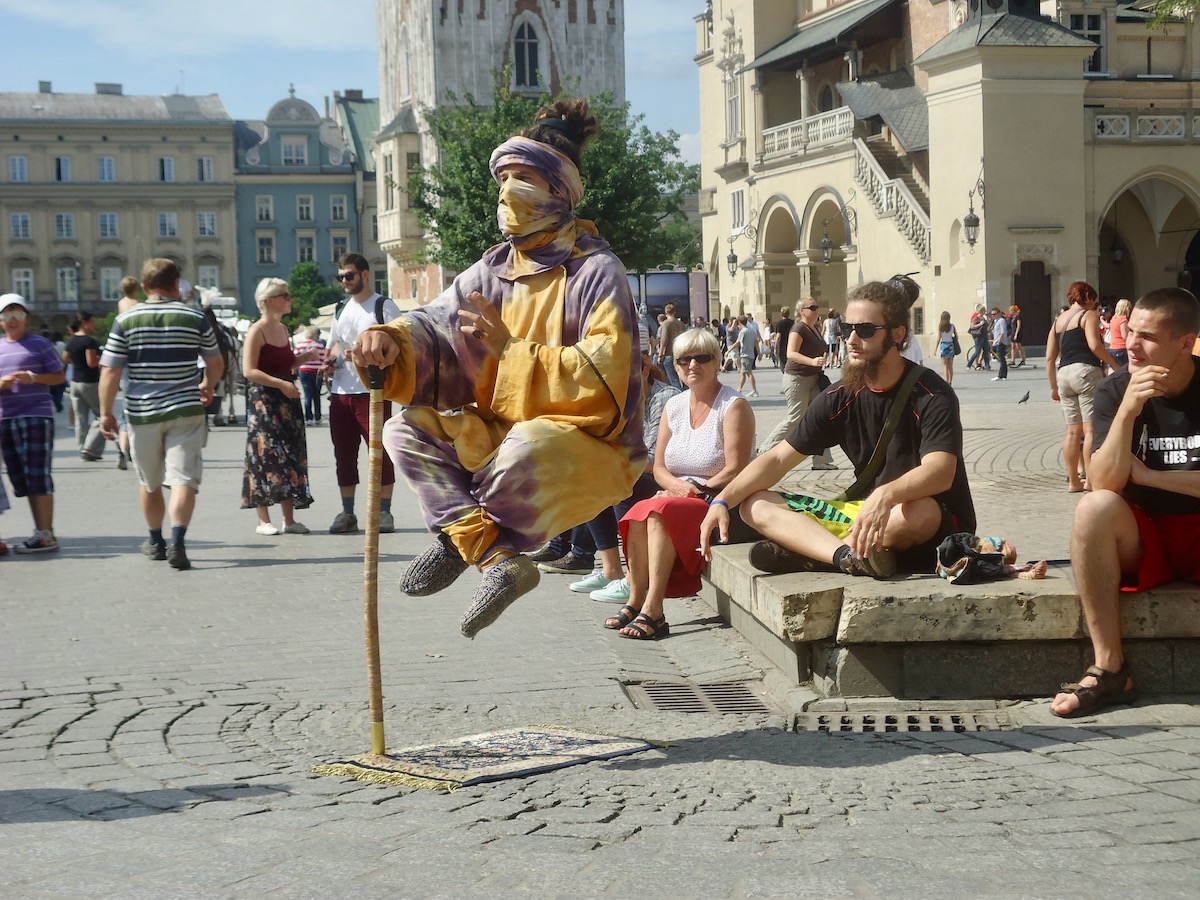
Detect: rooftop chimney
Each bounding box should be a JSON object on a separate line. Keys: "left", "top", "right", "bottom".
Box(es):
{"left": 95, "top": 83, "right": 123, "bottom": 95}
{"left": 37, "top": 81, "right": 51, "bottom": 93}
{"left": 344, "top": 89, "right": 364, "bottom": 101}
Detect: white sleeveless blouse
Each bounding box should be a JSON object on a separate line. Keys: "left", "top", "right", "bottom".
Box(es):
{"left": 663, "top": 384, "right": 740, "bottom": 481}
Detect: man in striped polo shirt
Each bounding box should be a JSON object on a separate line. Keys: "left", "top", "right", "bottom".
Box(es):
{"left": 99, "top": 259, "right": 225, "bottom": 570}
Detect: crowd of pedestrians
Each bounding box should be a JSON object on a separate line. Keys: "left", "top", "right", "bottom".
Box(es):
{"left": 3, "top": 99, "right": 1199, "bottom": 724}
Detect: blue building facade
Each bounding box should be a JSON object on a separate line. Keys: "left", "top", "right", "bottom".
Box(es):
{"left": 234, "top": 89, "right": 357, "bottom": 315}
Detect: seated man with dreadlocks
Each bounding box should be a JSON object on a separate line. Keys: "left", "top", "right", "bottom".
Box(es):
{"left": 699, "top": 276, "right": 976, "bottom": 578}
{"left": 351, "top": 99, "right": 643, "bottom": 638}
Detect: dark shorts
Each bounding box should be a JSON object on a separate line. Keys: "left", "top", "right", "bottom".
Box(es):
{"left": 1123, "top": 505, "right": 1200, "bottom": 592}
{"left": 0, "top": 416, "right": 55, "bottom": 497}
{"left": 896, "top": 501, "right": 958, "bottom": 574}
{"left": 329, "top": 393, "right": 395, "bottom": 488}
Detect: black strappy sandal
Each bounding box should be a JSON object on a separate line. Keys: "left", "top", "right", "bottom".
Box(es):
{"left": 620, "top": 612, "right": 669, "bottom": 641}
{"left": 1053, "top": 663, "right": 1138, "bottom": 718}
{"left": 604, "top": 605, "right": 638, "bottom": 630}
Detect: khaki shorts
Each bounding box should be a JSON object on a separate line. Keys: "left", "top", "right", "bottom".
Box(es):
{"left": 1058, "top": 362, "right": 1104, "bottom": 425}
{"left": 129, "top": 414, "right": 207, "bottom": 491}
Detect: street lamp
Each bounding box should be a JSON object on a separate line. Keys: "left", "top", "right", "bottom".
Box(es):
{"left": 964, "top": 158, "right": 985, "bottom": 249}
{"left": 726, "top": 214, "right": 758, "bottom": 277}
{"left": 819, "top": 189, "right": 858, "bottom": 265}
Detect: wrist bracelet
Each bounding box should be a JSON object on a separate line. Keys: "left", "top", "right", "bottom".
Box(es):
{"left": 710, "top": 498, "right": 729, "bottom": 508}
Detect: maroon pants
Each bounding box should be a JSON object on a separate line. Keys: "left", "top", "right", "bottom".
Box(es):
{"left": 329, "top": 393, "right": 395, "bottom": 487}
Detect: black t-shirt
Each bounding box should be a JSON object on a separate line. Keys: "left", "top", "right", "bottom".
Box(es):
{"left": 1093, "top": 358, "right": 1200, "bottom": 515}
{"left": 776, "top": 316, "right": 794, "bottom": 351}
{"left": 65, "top": 334, "right": 102, "bottom": 383}
{"left": 786, "top": 361, "right": 976, "bottom": 532}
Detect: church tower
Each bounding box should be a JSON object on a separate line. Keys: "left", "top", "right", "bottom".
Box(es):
{"left": 374, "top": 0, "right": 625, "bottom": 306}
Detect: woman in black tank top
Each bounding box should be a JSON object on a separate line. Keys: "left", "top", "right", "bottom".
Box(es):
{"left": 1045, "top": 281, "right": 1119, "bottom": 492}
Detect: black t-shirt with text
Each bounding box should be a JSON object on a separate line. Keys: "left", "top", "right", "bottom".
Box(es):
{"left": 65, "top": 334, "right": 102, "bottom": 383}
{"left": 1093, "top": 358, "right": 1200, "bottom": 515}
{"left": 786, "top": 361, "right": 976, "bottom": 532}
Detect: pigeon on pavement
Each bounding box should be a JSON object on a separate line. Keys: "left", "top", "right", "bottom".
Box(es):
{"left": 1017, "top": 391, "right": 1030, "bottom": 404}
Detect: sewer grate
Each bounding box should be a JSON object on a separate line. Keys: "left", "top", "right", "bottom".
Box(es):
{"left": 624, "top": 681, "right": 775, "bottom": 715}
{"left": 795, "top": 711, "right": 1013, "bottom": 734}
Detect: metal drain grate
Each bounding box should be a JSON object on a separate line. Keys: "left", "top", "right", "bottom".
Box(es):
{"left": 796, "top": 711, "right": 1013, "bottom": 734}
{"left": 624, "top": 681, "right": 775, "bottom": 715}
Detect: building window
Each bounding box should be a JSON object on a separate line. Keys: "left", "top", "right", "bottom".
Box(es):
{"left": 731, "top": 190, "right": 745, "bottom": 232}
{"left": 158, "top": 212, "right": 179, "bottom": 238}
{"left": 257, "top": 234, "right": 276, "bottom": 265}
{"left": 54, "top": 213, "right": 75, "bottom": 240}
{"left": 1069, "top": 13, "right": 1104, "bottom": 73}
{"left": 54, "top": 156, "right": 72, "bottom": 182}
{"left": 331, "top": 195, "right": 347, "bottom": 222}
{"left": 158, "top": 156, "right": 175, "bottom": 182}
{"left": 197, "top": 156, "right": 214, "bottom": 182}
{"left": 12, "top": 268, "right": 33, "bottom": 298}
{"left": 10, "top": 213, "right": 31, "bottom": 240}
{"left": 375, "top": 272, "right": 387, "bottom": 296}
{"left": 56, "top": 266, "right": 79, "bottom": 302}
{"left": 297, "top": 195, "right": 313, "bottom": 222}
{"left": 8, "top": 156, "right": 27, "bottom": 182}
{"left": 724, "top": 72, "right": 742, "bottom": 142}
{"left": 817, "top": 85, "right": 835, "bottom": 113}
{"left": 98, "top": 212, "right": 119, "bottom": 239}
{"left": 256, "top": 195, "right": 274, "bottom": 222}
{"left": 297, "top": 234, "right": 315, "bottom": 263}
{"left": 410, "top": 277, "right": 418, "bottom": 298}
{"left": 197, "top": 212, "right": 217, "bottom": 237}
{"left": 514, "top": 22, "right": 540, "bottom": 88}
{"left": 371, "top": 213, "right": 379, "bottom": 241}
{"left": 331, "top": 234, "right": 349, "bottom": 262}
{"left": 197, "top": 265, "right": 220, "bottom": 289}
{"left": 98, "top": 156, "right": 115, "bottom": 182}
{"left": 382, "top": 154, "right": 395, "bottom": 211}
{"left": 281, "top": 137, "right": 308, "bottom": 166}
{"left": 99, "top": 267, "right": 122, "bottom": 303}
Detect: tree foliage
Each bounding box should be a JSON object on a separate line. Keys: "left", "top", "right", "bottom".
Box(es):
{"left": 284, "top": 261, "right": 341, "bottom": 329}
{"left": 411, "top": 82, "right": 701, "bottom": 274}
{"left": 1147, "top": 1, "right": 1197, "bottom": 29}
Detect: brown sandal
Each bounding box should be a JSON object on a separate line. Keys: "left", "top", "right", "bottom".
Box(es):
{"left": 619, "top": 613, "right": 669, "bottom": 641}
{"left": 1053, "top": 663, "right": 1138, "bottom": 718}
{"left": 604, "top": 605, "right": 638, "bottom": 630}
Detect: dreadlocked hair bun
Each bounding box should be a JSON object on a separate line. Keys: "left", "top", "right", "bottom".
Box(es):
{"left": 523, "top": 99, "right": 599, "bottom": 170}
{"left": 887, "top": 274, "right": 922, "bottom": 308}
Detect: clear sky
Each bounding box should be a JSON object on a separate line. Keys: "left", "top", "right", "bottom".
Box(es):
{"left": 0, "top": 0, "right": 702, "bottom": 163}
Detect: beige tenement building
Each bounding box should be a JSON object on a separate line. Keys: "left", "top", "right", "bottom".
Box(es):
{"left": 1, "top": 82, "right": 236, "bottom": 328}
{"left": 374, "top": 0, "right": 626, "bottom": 307}
{"left": 697, "top": 0, "right": 1200, "bottom": 349}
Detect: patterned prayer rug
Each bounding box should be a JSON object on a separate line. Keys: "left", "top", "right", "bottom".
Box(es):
{"left": 312, "top": 726, "right": 655, "bottom": 791}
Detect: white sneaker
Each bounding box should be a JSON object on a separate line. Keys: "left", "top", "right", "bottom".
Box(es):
{"left": 569, "top": 569, "right": 612, "bottom": 593}
{"left": 255, "top": 523, "right": 280, "bottom": 535}
{"left": 283, "top": 522, "right": 310, "bottom": 534}
{"left": 748, "top": 390, "right": 759, "bottom": 397}
{"left": 590, "top": 578, "right": 631, "bottom": 603}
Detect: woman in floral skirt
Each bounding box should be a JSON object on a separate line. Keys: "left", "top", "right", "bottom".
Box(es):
{"left": 240, "top": 278, "right": 321, "bottom": 535}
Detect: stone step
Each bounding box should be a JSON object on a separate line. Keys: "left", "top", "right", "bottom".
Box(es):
{"left": 702, "top": 543, "right": 1200, "bottom": 699}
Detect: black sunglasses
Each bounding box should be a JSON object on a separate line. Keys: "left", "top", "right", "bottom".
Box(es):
{"left": 839, "top": 322, "right": 887, "bottom": 340}
{"left": 676, "top": 353, "right": 715, "bottom": 366}
{"left": 802, "top": 305, "right": 820, "bottom": 311}
{"left": 336, "top": 272, "right": 360, "bottom": 281}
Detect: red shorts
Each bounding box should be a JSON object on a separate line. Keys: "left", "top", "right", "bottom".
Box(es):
{"left": 1123, "top": 506, "right": 1200, "bottom": 592}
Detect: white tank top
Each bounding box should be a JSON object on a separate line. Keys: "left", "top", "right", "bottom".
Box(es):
{"left": 663, "top": 384, "right": 740, "bottom": 481}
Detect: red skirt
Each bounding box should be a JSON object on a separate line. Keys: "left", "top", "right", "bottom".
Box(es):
{"left": 619, "top": 496, "right": 711, "bottom": 598}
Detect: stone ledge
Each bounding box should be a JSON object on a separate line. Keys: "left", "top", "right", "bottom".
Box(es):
{"left": 701, "top": 544, "right": 1200, "bottom": 699}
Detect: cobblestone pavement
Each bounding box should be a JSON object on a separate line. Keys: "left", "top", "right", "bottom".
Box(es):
{"left": 3, "top": 364, "right": 1200, "bottom": 897}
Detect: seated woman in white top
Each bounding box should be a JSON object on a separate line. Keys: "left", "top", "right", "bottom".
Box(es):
{"left": 604, "top": 328, "right": 755, "bottom": 640}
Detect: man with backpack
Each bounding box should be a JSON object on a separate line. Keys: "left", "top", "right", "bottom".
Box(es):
{"left": 326, "top": 253, "right": 401, "bottom": 534}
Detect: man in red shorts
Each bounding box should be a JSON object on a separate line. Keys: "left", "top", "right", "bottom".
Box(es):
{"left": 1052, "top": 287, "right": 1200, "bottom": 717}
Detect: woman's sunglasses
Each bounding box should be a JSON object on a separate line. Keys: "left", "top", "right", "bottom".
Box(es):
{"left": 838, "top": 322, "right": 888, "bottom": 340}
{"left": 676, "top": 353, "right": 715, "bottom": 366}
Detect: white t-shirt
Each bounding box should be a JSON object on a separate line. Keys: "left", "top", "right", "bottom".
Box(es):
{"left": 329, "top": 293, "right": 402, "bottom": 395}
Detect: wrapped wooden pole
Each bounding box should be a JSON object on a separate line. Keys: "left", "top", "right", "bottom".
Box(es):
{"left": 364, "top": 364, "right": 386, "bottom": 755}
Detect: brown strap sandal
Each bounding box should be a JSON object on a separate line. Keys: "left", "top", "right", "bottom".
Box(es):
{"left": 604, "top": 605, "right": 638, "bottom": 630}
{"left": 1053, "top": 663, "right": 1138, "bottom": 718}
{"left": 619, "top": 612, "right": 669, "bottom": 641}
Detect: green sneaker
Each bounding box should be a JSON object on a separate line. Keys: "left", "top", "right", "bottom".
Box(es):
{"left": 590, "top": 578, "right": 631, "bottom": 603}
{"left": 569, "top": 569, "right": 611, "bottom": 593}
